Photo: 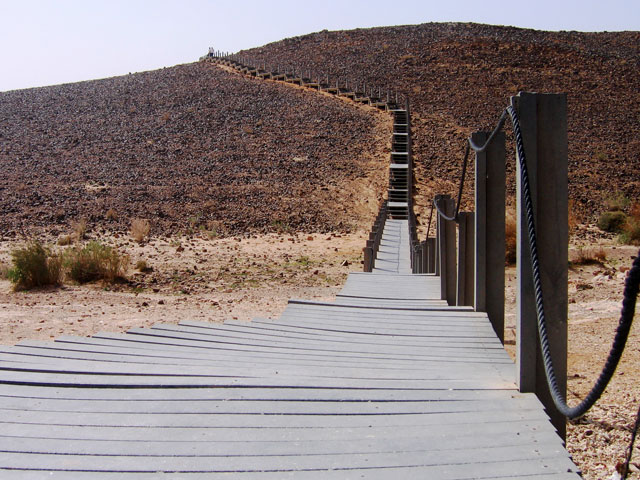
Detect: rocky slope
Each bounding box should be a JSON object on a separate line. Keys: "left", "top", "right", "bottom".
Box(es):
{"left": 240, "top": 23, "right": 640, "bottom": 222}
{"left": 0, "top": 63, "right": 390, "bottom": 238}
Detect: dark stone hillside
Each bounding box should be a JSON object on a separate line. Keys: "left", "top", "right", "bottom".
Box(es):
{"left": 240, "top": 23, "right": 640, "bottom": 221}
{"left": 0, "top": 62, "right": 390, "bottom": 237}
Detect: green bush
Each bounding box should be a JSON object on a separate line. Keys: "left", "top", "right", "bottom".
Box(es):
{"left": 64, "top": 241, "right": 129, "bottom": 284}
{"left": 597, "top": 211, "right": 627, "bottom": 233}
{"left": 620, "top": 218, "right": 640, "bottom": 245}
{"left": 7, "top": 241, "right": 62, "bottom": 291}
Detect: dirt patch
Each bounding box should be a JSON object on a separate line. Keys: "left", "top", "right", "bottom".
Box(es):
{"left": 0, "top": 230, "right": 366, "bottom": 344}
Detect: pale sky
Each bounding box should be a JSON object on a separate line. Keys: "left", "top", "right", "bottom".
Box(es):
{"left": 0, "top": 0, "right": 638, "bottom": 92}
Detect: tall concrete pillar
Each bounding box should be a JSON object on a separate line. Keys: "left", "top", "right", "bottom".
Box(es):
{"left": 474, "top": 131, "right": 506, "bottom": 342}
{"left": 513, "top": 92, "right": 568, "bottom": 440}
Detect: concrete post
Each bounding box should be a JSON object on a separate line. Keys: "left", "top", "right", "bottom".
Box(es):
{"left": 436, "top": 195, "right": 456, "bottom": 305}
{"left": 457, "top": 212, "right": 475, "bottom": 307}
{"left": 513, "top": 92, "right": 568, "bottom": 439}
{"left": 420, "top": 240, "right": 428, "bottom": 273}
{"left": 473, "top": 131, "right": 506, "bottom": 342}
{"left": 426, "top": 238, "right": 436, "bottom": 274}
{"left": 363, "top": 246, "right": 373, "bottom": 272}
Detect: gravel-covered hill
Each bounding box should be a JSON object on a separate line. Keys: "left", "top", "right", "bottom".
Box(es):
{"left": 0, "top": 63, "right": 390, "bottom": 237}
{"left": 239, "top": 22, "right": 640, "bottom": 221}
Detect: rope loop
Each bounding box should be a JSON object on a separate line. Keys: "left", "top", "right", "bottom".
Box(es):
{"left": 434, "top": 109, "right": 508, "bottom": 223}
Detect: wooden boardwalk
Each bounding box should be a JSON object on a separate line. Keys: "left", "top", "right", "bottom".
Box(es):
{"left": 0, "top": 218, "right": 580, "bottom": 478}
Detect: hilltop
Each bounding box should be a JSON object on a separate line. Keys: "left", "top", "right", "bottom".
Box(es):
{"left": 240, "top": 22, "right": 640, "bottom": 222}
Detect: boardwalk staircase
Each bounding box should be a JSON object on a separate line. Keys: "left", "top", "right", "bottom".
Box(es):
{"left": 0, "top": 56, "right": 589, "bottom": 478}
{"left": 387, "top": 108, "right": 410, "bottom": 220}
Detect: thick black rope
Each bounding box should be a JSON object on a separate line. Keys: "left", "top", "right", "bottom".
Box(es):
{"left": 426, "top": 202, "right": 434, "bottom": 239}
{"left": 507, "top": 104, "right": 639, "bottom": 419}
{"left": 434, "top": 110, "right": 507, "bottom": 222}
{"left": 433, "top": 143, "right": 470, "bottom": 221}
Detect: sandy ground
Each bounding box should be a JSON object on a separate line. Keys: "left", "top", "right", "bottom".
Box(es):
{"left": 0, "top": 230, "right": 367, "bottom": 343}
{"left": 1, "top": 229, "right": 639, "bottom": 479}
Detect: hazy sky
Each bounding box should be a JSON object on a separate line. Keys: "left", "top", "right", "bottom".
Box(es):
{"left": 1, "top": 0, "right": 638, "bottom": 92}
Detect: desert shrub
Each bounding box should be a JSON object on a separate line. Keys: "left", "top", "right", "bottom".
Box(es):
{"left": 597, "top": 211, "right": 627, "bottom": 233}
{"left": 604, "top": 192, "right": 630, "bottom": 213}
{"left": 571, "top": 246, "right": 607, "bottom": 265}
{"left": 629, "top": 201, "right": 640, "bottom": 220}
{"left": 135, "top": 259, "right": 152, "bottom": 272}
{"left": 619, "top": 218, "right": 640, "bottom": 245}
{"left": 64, "top": 242, "right": 129, "bottom": 284}
{"left": 505, "top": 211, "right": 517, "bottom": 265}
{"left": 105, "top": 209, "right": 118, "bottom": 221}
{"left": 0, "top": 262, "right": 10, "bottom": 280}
{"left": 7, "top": 242, "right": 62, "bottom": 291}
{"left": 130, "top": 218, "right": 150, "bottom": 243}
{"left": 71, "top": 218, "right": 88, "bottom": 241}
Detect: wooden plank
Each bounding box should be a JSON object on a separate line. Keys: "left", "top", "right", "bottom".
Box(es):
{"left": 149, "top": 322, "right": 507, "bottom": 348}
{"left": 0, "top": 409, "right": 553, "bottom": 429}
{"left": 0, "top": 467, "right": 581, "bottom": 479}
{"left": 0, "top": 416, "right": 559, "bottom": 443}
{"left": 0, "top": 444, "right": 578, "bottom": 473}
{"left": 0, "top": 371, "right": 518, "bottom": 389}
{"left": 42, "top": 335, "right": 490, "bottom": 367}
{"left": 5, "top": 342, "right": 436, "bottom": 370}
{"left": 0, "top": 430, "right": 567, "bottom": 457}
{"left": 0, "top": 358, "right": 517, "bottom": 385}
{"left": 0, "top": 396, "right": 546, "bottom": 415}
{"left": 0, "top": 384, "right": 535, "bottom": 403}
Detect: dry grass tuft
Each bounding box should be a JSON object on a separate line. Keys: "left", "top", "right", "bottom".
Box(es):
{"left": 71, "top": 218, "right": 88, "bottom": 241}
{"left": 105, "top": 209, "right": 118, "bottom": 221}
{"left": 135, "top": 259, "right": 152, "bottom": 273}
{"left": 7, "top": 241, "right": 62, "bottom": 291}
{"left": 0, "top": 262, "right": 10, "bottom": 280}
{"left": 57, "top": 234, "right": 74, "bottom": 246}
{"left": 64, "top": 242, "right": 129, "bottom": 284}
{"left": 618, "top": 201, "right": 640, "bottom": 245}
{"left": 620, "top": 218, "right": 640, "bottom": 245}
{"left": 571, "top": 246, "right": 607, "bottom": 266}
{"left": 130, "top": 218, "right": 150, "bottom": 244}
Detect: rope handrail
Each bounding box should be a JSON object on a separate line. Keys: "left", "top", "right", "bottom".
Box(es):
{"left": 506, "top": 104, "right": 638, "bottom": 420}
{"left": 432, "top": 103, "right": 638, "bottom": 421}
